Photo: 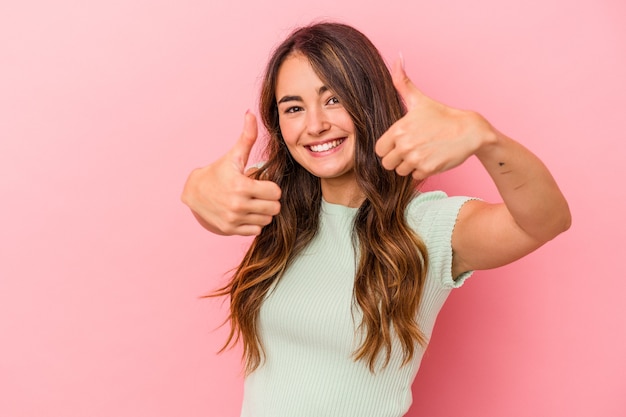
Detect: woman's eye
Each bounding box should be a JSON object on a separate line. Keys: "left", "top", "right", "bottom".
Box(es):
{"left": 285, "top": 106, "right": 303, "bottom": 114}
{"left": 327, "top": 97, "right": 340, "bottom": 105}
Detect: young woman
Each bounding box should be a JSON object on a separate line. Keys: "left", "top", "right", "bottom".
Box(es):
{"left": 182, "top": 22, "right": 570, "bottom": 417}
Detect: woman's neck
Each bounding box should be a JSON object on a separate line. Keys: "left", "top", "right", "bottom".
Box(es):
{"left": 320, "top": 177, "right": 364, "bottom": 208}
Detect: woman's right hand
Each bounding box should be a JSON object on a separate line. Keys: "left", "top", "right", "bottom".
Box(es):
{"left": 181, "top": 112, "right": 282, "bottom": 236}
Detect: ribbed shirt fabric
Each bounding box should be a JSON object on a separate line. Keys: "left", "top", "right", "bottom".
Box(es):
{"left": 240, "top": 191, "right": 474, "bottom": 417}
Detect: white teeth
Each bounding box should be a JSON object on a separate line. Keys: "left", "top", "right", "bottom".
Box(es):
{"left": 309, "top": 139, "right": 343, "bottom": 153}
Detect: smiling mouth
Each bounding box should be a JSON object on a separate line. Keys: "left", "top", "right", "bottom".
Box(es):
{"left": 307, "top": 139, "right": 345, "bottom": 153}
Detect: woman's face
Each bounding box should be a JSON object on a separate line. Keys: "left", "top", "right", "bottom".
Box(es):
{"left": 275, "top": 53, "right": 357, "bottom": 188}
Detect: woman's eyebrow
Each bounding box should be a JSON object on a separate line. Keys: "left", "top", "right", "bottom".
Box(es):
{"left": 277, "top": 95, "right": 301, "bottom": 104}
{"left": 277, "top": 86, "right": 331, "bottom": 104}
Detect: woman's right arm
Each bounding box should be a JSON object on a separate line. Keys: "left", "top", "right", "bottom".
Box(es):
{"left": 180, "top": 112, "right": 281, "bottom": 236}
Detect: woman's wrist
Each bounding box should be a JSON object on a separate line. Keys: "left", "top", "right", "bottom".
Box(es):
{"left": 468, "top": 112, "right": 499, "bottom": 161}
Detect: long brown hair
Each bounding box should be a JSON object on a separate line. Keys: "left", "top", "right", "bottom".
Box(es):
{"left": 214, "top": 22, "right": 429, "bottom": 373}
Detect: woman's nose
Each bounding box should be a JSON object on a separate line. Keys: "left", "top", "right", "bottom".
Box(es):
{"left": 306, "top": 107, "right": 330, "bottom": 136}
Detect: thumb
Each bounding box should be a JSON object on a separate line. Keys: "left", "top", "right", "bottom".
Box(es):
{"left": 230, "top": 111, "right": 258, "bottom": 172}
{"left": 391, "top": 55, "right": 424, "bottom": 111}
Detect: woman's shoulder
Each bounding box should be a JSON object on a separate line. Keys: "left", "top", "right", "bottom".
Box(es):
{"left": 410, "top": 190, "right": 449, "bottom": 205}
{"left": 406, "top": 191, "right": 478, "bottom": 235}
{"left": 408, "top": 190, "right": 474, "bottom": 210}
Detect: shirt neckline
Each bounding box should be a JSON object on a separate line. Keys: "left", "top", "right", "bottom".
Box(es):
{"left": 321, "top": 198, "right": 360, "bottom": 217}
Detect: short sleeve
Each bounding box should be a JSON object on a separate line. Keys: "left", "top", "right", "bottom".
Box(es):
{"left": 406, "top": 191, "right": 478, "bottom": 289}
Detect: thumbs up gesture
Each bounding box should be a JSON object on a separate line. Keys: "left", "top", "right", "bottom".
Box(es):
{"left": 376, "top": 58, "right": 495, "bottom": 180}
{"left": 181, "top": 112, "right": 282, "bottom": 236}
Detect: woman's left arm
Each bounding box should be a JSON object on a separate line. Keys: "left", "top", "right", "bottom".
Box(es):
{"left": 376, "top": 59, "right": 571, "bottom": 276}
{"left": 451, "top": 129, "right": 571, "bottom": 276}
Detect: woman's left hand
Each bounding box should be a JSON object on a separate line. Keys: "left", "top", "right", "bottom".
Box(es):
{"left": 375, "top": 58, "right": 496, "bottom": 179}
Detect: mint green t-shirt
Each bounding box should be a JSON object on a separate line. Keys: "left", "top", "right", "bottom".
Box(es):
{"left": 240, "top": 191, "right": 474, "bottom": 417}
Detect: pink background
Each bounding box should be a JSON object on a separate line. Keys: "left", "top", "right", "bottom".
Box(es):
{"left": 1, "top": 1, "right": 624, "bottom": 416}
